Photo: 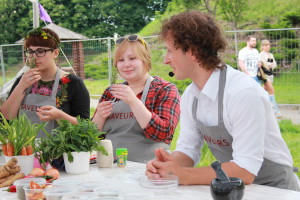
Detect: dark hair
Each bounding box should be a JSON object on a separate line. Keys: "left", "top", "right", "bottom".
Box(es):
{"left": 24, "top": 28, "right": 60, "bottom": 49}
{"left": 160, "top": 10, "right": 227, "bottom": 70}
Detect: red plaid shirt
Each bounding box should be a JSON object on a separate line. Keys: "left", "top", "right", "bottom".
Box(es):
{"left": 99, "top": 76, "right": 180, "bottom": 144}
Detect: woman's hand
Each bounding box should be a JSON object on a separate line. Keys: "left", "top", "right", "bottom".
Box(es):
{"left": 19, "top": 68, "right": 41, "bottom": 90}
{"left": 95, "top": 101, "right": 113, "bottom": 119}
{"left": 36, "top": 105, "right": 62, "bottom": 122}
{"left": 110, "top": 84, "right": 138, "bottom": 105}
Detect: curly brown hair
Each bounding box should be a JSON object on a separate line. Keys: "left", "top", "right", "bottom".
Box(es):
{"left": 24, "top": 28, "right": 60, "bottom": 50}
{"left": 161, "top": 10, "right": 227, "bottom": 70}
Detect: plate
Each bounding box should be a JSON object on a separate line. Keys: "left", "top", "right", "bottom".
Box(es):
{"left": 139, "top": 175, "right": 179, "bottom": 189}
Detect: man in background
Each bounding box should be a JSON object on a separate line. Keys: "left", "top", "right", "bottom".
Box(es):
{"left": 238, "top": 36, "right": 261, "bottom": 84}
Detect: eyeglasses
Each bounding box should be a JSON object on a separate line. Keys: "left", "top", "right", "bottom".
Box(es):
{"left": 115, "top": 35, "right": 146, "bottom": 47}
{"left": 24, "top": 48, "right": 54, "bottom": 58}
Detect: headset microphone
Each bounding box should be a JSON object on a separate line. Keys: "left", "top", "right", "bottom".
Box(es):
{"left": 168, "top": 71, "right": 174, "bottom": 77}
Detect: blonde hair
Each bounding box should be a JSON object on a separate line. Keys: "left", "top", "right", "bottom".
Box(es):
{"left": 113, "top": 35, "right": 151, "bottom": 72}
{"left": 260, "top": 39, "right": 270, "bottom": 52}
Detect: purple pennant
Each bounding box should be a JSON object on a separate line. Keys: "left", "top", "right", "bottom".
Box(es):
{"left": 38, "top": 3, "right": 52, "bottom": 23}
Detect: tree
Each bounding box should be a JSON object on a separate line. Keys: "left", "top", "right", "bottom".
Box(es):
{"left": 203, "top": 0, "right": 220, "bottom": 16}
{"left": 27, "top": 0, "right": 171, "bottom": 38}
{"left": 219, "top": 0, "right": 248, "bottom": 30}
{"left": 0, "top": 0, "right": 32, "bottom": 44}
{"left": 0, "top": 0, "right": 171, "bottom": 44}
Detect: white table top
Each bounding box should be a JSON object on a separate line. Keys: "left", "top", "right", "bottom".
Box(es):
{"left": 1, "top": 161, "right": 300, "bottom": 200}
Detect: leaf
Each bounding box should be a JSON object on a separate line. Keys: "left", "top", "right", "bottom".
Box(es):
{"left": 67, "top": 152, "right": 74, "bottom": 163}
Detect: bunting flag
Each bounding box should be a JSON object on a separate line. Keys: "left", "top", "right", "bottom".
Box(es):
{"left": 38, "top": 3, "right": 52, "bottom": 23}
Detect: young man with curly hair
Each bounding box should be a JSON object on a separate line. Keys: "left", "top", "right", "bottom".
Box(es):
{"left": 145, "top": 10, "right": 299, "bottom": 191}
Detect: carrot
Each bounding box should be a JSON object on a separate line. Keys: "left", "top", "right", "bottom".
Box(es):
{"left": 21, "top": 146, "right": 27, "bottom": 156}
{"left": 26, "top": 145, "right": 33, "bottom": 155}
{"left": 2, "top": 143, "right": 7, "bottom": 156}
{"left": 4, "top": 157, "right": 18, "bottom": 168}
{"left": 0, "top": 173, "right": 25, "bottom": 187}
{"left": 6, "top": 143, "right": 14, "bottom": 156}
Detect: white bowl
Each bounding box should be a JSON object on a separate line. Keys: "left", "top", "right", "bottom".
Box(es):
{"left": 139, "top": 174, "right": 179, "bottom": 189}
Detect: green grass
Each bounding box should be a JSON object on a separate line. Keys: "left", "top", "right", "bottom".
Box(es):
{"left": 83, "top": 79, "right": 109, "bottom": 99}
{"left": 273, "top": 72, "right": 300, "bottom": 104}
{"left": 169, "top": 119, "right": 300, "bottom": 178}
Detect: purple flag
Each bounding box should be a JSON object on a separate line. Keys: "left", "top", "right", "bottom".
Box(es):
{"left": 38, "top": 3, "right": 52, "bottom": 23}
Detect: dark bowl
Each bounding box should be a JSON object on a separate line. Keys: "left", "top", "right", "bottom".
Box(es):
{"left": 210, "top": 177, "right": 244, "bottom": 200}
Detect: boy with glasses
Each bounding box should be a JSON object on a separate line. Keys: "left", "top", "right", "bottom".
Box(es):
{"left": 2, "top": 28, "right": 90, "bottom": 137}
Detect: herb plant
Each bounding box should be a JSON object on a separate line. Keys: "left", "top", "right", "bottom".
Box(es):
{"left": 36, "top": 117, "right": 107, "bottom": 165}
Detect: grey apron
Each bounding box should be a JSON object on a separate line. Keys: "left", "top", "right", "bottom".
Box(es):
{"left": 104, "top": 76, "right": 169, "bottom": 163}
{"left": 20, "top": 69, "right": 60, "bottom": 138}
{"left": 192, "top": 66, "right": 299, "bottom": 191}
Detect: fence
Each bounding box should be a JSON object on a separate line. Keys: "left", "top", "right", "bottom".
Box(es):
{"left": 1, "top": 28, "right": 300, "bottom": 104}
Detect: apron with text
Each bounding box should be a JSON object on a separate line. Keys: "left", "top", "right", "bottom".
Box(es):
{"left": 20, "top": 70, "right": 60, "bottom": 138}
{"left": 192, "top": 66, "right": 299, "bottom": 191}
{"left": 103, "top": 76, "right": 169, "bottom": 163}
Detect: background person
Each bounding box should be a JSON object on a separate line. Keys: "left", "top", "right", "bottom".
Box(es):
{"left": 92, "top": 34, "right": 180, "bottom": 163}
{"left": 238, "top": 36, "right": 261, "bottom": 84}
{"left": 145, "top": 11, "right": 299, "bottom": 191}
{"left": 1, "top": 28, "right": 90, "bottom": 137}
{"left": 259, "top": 39, "right": 282, "bottom": 119}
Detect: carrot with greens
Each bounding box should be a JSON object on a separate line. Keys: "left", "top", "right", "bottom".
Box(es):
{"left": 26, "top": 146, "right": 34, "bottom": 155}
{"left": 21, "top": 146, "right": 27, "bottom": 156}
{"left": 6, "top": 143, "right": 14, "bottom": 156}
{"left": 2, "top": 144, "right": 7, "bottom": 156}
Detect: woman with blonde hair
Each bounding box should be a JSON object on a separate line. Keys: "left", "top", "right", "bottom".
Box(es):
{"left": 259, "top": 39, "right": 282, "bottom": 119}
{"left": 92, "top": 34, "right": 180, "bottom": 163}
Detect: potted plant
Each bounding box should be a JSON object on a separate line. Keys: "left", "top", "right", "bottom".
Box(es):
{"left": 36, "top": 117, "right": 107, "bottom": 174}
{"left": 0, "top": 113, "right": 46, "bottom": 175}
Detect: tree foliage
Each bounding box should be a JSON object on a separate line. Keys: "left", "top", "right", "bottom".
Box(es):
{"left": 0, "top": 0, "right": 32, "bottom": 44}
{"left": 0, "top": 0, "right": 171, "bottom": 44}
{"left": 219, "top": 0, "right": 248, "bottom": 29}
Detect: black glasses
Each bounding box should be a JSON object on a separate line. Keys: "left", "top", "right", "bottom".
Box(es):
{"left": 115, "top": 35, "right": 146, "bottom": 47}
{"left": 24, "top": 48, "right": 54, "bottom": 58}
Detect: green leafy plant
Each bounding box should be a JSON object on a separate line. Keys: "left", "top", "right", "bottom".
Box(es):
{"left": 36, "top": 117, "right": 107, "bottom": 166}
{"left": 0, "top": 112, "right": 46, "bottom": 156}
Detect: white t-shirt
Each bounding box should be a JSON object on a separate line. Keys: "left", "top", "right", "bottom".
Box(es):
{"left": 238, "top": 47, "right": 260, "bottom": 77}
{"left": 175, "top": 65, "right": 293, "bottom": 176}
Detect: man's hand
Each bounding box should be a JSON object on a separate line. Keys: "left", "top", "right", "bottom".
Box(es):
{"left": 146, "top": 148, "right": 181, "bottom": 178}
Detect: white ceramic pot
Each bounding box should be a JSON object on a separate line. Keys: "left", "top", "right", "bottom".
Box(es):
{"left": 4, "top": 154, "right": 34, "bottom": 175}
{"left": 63, "top": 152, "right": 90, "bottom": 174}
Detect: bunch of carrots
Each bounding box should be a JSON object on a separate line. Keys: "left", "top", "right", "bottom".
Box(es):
{"left": 0, "top": 113, "right": 46, "bottom": 157}
{"left": 0, "top": 157, "right": 25, "bottom": 187}
{"left": 2, "top": 143, "right": 34, "bottom": 156}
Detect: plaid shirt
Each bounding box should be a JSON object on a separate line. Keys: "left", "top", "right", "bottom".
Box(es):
{"left": 99, "top": 76, "right": 180, "bottom": 144}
